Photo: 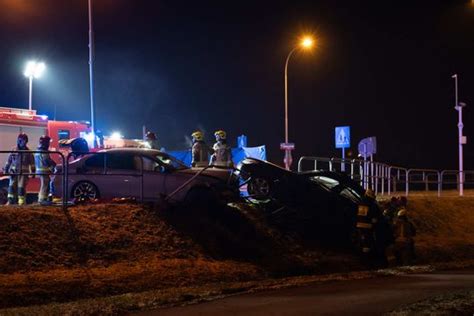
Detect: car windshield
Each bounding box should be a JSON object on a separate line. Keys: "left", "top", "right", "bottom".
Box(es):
{"left": 154, "top": 154, "right": 188, "bottom": 171}
{"left": 310, "top": 175, "right": 363, "bottom": 203}
{"left": 339, "top": 187, "right": 363, "bottom": 204}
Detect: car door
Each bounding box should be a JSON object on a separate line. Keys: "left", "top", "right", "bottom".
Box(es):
{"left": 140, "top": 156, "right": 167, "bottom": 201}
{"left": 103, "top": 152, "right": 141, "bottom": 199}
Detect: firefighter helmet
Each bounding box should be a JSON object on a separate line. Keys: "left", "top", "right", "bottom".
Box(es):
{"left": 39, "top": 135, "right": 52, "bottom": 148}
{"left": 397, "top": 208, "right": 407, "bottom": 217}
{"left": 145, "top": 131, "right": 157, "bottom": 141}
{"left": 192, "top": 130, "right": 203, "bottom": 141}
{"left": 17, "top": 133, "right": 28, "bottom": 145}
{"left": 214, "top": 130, "right": 226, "bottom": 141}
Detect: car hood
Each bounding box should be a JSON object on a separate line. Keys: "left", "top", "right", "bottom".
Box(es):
{"left": 175, "top": 167, "right": 235, "bottom": 182}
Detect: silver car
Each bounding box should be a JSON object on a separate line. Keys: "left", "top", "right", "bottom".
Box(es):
{"left": 54, "top": 148, "right": 237, "bottom": 203}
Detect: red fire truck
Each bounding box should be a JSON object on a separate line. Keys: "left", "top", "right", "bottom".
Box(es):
{"left": 0, "top": 106, "right": 91, "bottom": 203}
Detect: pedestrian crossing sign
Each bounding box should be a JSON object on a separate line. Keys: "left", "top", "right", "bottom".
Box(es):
{"left": 335, "top": 126, "right": 350, "bottom": 149}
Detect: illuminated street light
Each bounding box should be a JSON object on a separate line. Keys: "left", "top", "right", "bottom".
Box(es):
{"left": 24, "top": 61, "right": 46, "bottom": 111}
{"left": 282, "top": 35, "right": 315, "bottom": 170}
{"left": 301, "top": 37, "right": 314, "bottom": 48}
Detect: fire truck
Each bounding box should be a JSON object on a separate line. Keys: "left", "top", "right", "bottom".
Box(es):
{"left": 0, "top": 106, "right": 91, "bottom": 203}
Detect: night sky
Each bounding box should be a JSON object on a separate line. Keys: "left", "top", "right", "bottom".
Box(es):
{"left": 0, "top": 0, "right": 472, "bottom": 170}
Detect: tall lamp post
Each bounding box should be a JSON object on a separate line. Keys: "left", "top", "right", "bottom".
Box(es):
{"left": 282, "top": 36, "right": 314, "bottom": 170}
{"left": 452, "top": 74, "right": 467, "bottom": 196}
{"left": 24, "top": 61, "right": 46, "bottom": 111}
{"left": 88, "top": 0, "right": 96, "bottom": 147}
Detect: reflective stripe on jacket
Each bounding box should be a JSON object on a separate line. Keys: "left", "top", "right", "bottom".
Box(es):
{"left": 394, "top": 218, "right": 416, "bottom": 243}
{"left": 35, "top": 152, "right": 56, "bottom": 174}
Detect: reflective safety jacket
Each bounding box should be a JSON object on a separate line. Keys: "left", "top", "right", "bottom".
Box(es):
{"left": 192, "top": 141, "right": 211, "bottom": 167}
{"left": 393, "top": 218, "right": 416, "bottom": 243}
{"left": 34, "top": 151, "right": 57, "bottom": 174}
{"left": 4, "top": 147, "right": 35, "bottom": 174}
{"left": 210, "top": 141, "right": 233, "bottom": 167}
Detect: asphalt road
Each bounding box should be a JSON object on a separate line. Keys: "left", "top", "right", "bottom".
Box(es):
{"left": 138, "top": 270, "right": 474, "bottom": 315}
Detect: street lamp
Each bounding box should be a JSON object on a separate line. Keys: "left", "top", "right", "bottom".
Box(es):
{"left": 88, "top": 0, "right": 96, "bottom": 147}
{"left": 452, "top": 74, "right": 466, "bottom": 196}
{"left": 24, "top": 61, "right": 46, "bottom": 111}
{"left": 282, "top": 35, "right": 315, "bottom": 170}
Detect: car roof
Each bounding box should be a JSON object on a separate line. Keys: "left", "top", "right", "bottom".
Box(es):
{"left": 97, "top": 147, "right": 167, "bottom": 157}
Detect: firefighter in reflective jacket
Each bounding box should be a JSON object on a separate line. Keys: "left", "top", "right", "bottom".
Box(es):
{"left": 4, "top": 133, "right": 36, "bottom": 205}
{"left": 35, "top": 135, "right": 56, "bottom": 205}
{"left": 191, "top": 131, "right": 211, "bottom": 167}
{"left": 393, "top": 208, "right": 416, "bottom": 265}
{"left": 210, "top": 130, "right": 233, "bottom": 167}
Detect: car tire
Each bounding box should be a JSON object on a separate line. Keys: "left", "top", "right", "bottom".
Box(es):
{"left": 71, "top": 181, "right": 100, "bottom": 202}
{"left": 247, "top": 177, "right": 272, "bottom": 200}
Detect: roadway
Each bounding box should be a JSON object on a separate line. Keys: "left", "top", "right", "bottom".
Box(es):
{"left": 137, "top": 270, "right": 474, "bottom": 315}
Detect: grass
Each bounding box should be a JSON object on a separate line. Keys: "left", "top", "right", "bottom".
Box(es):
{"left": 0, "top": 195, "right": 474, "bottom": 313}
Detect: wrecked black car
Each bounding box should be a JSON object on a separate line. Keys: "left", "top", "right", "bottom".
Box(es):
{"left": 236, "top": 158, "right": 391, "bottom": 264}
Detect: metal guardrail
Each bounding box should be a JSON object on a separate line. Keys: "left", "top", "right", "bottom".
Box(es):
{"left": 298, "top": 156, "right": 473, "bottom": 197}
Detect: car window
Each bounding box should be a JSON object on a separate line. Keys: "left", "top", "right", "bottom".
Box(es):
{"left": 84, "top": 154, "right": 105, "bottom": 168}
{"left": 154, "top": 154, "right": 188, "bottom": 171}
{"left": 141, "top": 156, "right": 160, "bottom": 172}
{"left": 339, "top": 187, "right": 363, "bottom": 203}
{"left": 310, "top": 176, "right": 339, "bottom": 189}
{"left": 106, "top": 153, "right": 137, "bottom": 170}
{"left": 58, "top": 129, "right": 70, "bottom": 140}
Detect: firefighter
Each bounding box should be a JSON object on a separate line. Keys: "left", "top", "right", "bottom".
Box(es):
{"left": 4, "top": 133, "right": 36, "bottom": 205}
{"left": 393, "top": 208, "right": 417, "bottom": 265}
{"left": 373, "top": 213, "right": 395, "bottom": 268}
{"left": 210, "top": 130, "right": 233, "bottom": 168}
{"left": 145, "top": 131, "right": 159, "bottom": 150}
{"left": 35, "top": 135, "right": 56, "bottom": 205}
{"left": 191, "top": 130, "right": 211, "bottom": 167}
{"left": 365, "top": 188, "right": 376, "bottom": 200}
{"left": 383, "top": 196, "right": 399, "bottom": 222}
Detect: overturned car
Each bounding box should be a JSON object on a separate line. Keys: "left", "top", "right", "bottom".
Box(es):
{"left": 236, "top": 158, "right": 391, "bottom": 263}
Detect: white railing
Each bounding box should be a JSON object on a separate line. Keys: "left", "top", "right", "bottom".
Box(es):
{"left": 298, "top": 156, "right": 473, "bottom": 197}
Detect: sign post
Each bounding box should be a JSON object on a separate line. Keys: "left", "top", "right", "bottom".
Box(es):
{"left": 335, "top": 126, "right": 351, "bottom": 172}
{"left": 280, "top": 143, "right": 295, "bottom": 170}
{"left": 358, "top": 136, "right": 377, "bottom": 190}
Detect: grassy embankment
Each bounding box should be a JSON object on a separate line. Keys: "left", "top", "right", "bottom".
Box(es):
{"left": 0, "top": 195, "right": 473, "bottom": 314}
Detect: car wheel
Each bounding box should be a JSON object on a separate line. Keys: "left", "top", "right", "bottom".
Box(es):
{"left": 0, "top": 180, "right": 8, "bottom": 205}
{"left": 247, "top": 177, "right": 272, "bottom": 200}
{"left": 71, "top": 181, "right": 100, "bottom": 201}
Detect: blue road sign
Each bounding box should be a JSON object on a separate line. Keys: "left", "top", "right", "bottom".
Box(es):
{"left": 335, "top": 126, "right": 350, "bottom": 149}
